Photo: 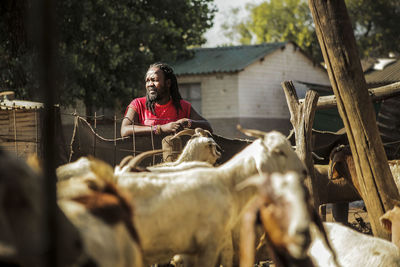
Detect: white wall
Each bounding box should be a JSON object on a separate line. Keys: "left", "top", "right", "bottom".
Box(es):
{"left": 177, "top": 73, "right": 239, "bottom": 119}
{"left": 238, "top": 42, "right": 330, "bottom": 118}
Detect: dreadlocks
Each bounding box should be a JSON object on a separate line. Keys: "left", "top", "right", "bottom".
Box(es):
{"left": 145, "top": 62, "right": 183, "bottom": 116}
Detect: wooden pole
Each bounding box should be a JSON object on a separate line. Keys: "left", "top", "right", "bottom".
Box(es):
{"left": 309, "top": 0, "right": 400, "bottom": 239}
{"left": 299, "top": 81, "right": 400, "bottom": 109}
{"left": 34, "top": 0, "right": 59, "bottom": 264}
{"left": 282, "top": 81, "right": 320, "bottom": 207}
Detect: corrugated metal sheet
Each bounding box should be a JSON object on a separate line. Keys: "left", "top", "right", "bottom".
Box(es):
{"left": 172, "top": 42, "right": 287, "bottom": 75}
{"left": 365, "top": 58, "right": 400, "bottom": 85}
{"left": 0, "top": 97, "right": 43, "bottom": 158}
{"left": 377, "top": 96, "right": 400, "bottom": 159}
{"left": 0, "top": 99, "right": 44, "bottom": 110}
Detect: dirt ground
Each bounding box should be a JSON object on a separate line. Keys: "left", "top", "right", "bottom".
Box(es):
{"left": 325, "top": 202, "right": 372, "bottom": 235}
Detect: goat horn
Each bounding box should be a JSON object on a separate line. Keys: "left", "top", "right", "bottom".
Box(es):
{"left": 286, "top": 129, "right": 295, "bottom": 140}
{"left": 126, "top": 149, "right": 164, "bottom": 170}
{"left": 171, "top": 129, "right": 196, "bottom": 139}
{"left": 237, "top": 125, "right": 266, "bottom": 139}
{"left": 312, "top": 152, "right": 324, "bottom": 161}
{"left": 118, "top": 155, "right": 134, "bottom": 168}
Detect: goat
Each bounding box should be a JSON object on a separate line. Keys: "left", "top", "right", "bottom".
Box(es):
{"left": 381, "top": 205, "right": 400, "bottom": 249}
{"left": 238, "top": 171, "right": 339, "bottom": 267}
{"left": 153, "top": 128, "right": 221, "bottom": 167}
{"left": 308, "top": 221, "right": 400, "bottom": 266}
{"left": 115, "top": 128, "right": 221, "bottom": 175}
{"left": 237, "top": 171, "right": 400, "bottom": 267}
{"left": 239, "top": 172, "right": 319, "bottom": 267}
{"left": 0, "top": 149, "right": 143, "bottom": 267}
{"left": 329, "top": 145, "right": 400, "bottom": 193}
{"left": 115, "top": 127, "right": 308, "bottom": 267}
{"left": 328, "top": 145, "right": 400, "bottom": 223}
{"left": 57, "top": 158, "right": 143, "bottom": 267}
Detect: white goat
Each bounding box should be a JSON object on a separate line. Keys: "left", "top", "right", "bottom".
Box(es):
{"left": 308, "top": 221, "right": 400, "bottom": 267}
{"left": 153, "top": 128, "right": 221, "bottom": 167}
{"left": 116, "top": 127, "right": 308, "bottom": 267}
{"left": 115, "top": 128, "right": 221, "bottom": 174}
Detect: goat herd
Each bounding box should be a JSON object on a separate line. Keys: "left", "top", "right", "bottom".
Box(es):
{"left": 1, "top": 127, "right": 400, "bottom": 267}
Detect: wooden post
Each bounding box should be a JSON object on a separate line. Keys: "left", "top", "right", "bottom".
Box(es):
{"left": 162, "top": 135, "right": 182, "bottom": 162}
{"left": 282, "top": 81, "right": 320, "bottom": 207}
{"left": 309, "top": 0, "right": 400, "bottom": 239}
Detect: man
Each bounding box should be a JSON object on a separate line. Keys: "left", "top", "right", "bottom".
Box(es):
{"left": 121, "top": 62, "right": 213, "bottom": 137}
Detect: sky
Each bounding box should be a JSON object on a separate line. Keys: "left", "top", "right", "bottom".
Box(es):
{"left": 203, "top": 0, "right": 263, "bottom": 47}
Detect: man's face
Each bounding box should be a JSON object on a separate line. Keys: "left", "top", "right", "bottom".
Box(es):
{"left": 145, "top": 67, "right": 170, "bottom": 101}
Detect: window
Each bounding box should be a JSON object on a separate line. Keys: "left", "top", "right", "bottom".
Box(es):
{"left": 179, "top": 83, "right": 202, "bottom": 114}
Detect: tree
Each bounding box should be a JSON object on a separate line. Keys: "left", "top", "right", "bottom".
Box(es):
{"left": 222, "top": 0, "right": 320, "bottom": 61}
{"left": 346, "top": 0, "right": 400, "bottom": 58}
{"left": 0, "top": 0, "right": 217, "bottom": 115}
{"left": 0, "top": 0, "right": 40, "bottom": 100}
{"left": 222, "top": 0, "right": 399, "bottom": 61}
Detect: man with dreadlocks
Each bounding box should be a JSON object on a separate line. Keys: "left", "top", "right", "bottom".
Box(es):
{"left": 121, "top": 62, "right": 213, "bottom": 137}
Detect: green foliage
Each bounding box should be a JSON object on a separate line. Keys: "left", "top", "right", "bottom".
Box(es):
{"left": 0, "top": 0, "right": 39, "bottom": 100}
{"left": 222, "top": 0, "right": 320, "bottom": 60}
{"left": 346, "top": 0, "right": 400, "bottom": 58}
{"left": 0, "top": 0, "right": 216, "bottom": 115}
{"left": 221, "top": 0, "right": 399, "bottom": 61}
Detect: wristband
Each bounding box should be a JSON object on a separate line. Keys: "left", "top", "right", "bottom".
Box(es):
{"left": 187, "top": 119, "right": 192, "bottom": 128}
{"left": 155, "top": 124, "right": 162, "bottom": 135}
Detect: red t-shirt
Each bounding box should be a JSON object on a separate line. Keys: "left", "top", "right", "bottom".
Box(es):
{"left": 125, "top": 97, "right": 191, "bottom": 126}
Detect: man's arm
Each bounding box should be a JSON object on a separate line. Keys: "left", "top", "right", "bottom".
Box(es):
{"left": 121, "top": 108, "right": 154, "bottom": 137}
{"left": 121, "top": 108, "right": 194, "bottom": 137}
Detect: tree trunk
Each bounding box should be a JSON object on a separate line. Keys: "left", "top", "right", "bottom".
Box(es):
{"left": 309, "top": 0, "right": 400, "bottom": 239}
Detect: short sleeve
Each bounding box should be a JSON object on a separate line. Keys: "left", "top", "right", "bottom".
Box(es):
{"left": 124, "top": 98, "right": 141, "bottom": 116}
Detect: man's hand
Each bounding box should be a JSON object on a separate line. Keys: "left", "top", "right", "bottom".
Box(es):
{"left": 161, "top": 119, "right": 191, "bottom": 133}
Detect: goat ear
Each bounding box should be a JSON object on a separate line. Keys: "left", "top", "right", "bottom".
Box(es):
{"left": 328, "top": 161, "right": 338, "bottom": 179}
{"left": 380, "top": 210, "right": 393, "bottom": 233}
{"left": 237, "top": 125, "right": 265, "bottom": 139}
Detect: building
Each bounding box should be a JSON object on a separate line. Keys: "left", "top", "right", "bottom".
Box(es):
{"left": 172, "top": 42, "right": 330, "bottom": 138}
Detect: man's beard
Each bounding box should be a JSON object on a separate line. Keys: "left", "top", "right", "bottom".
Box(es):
{"left": 146, "top": 86, "right": 166, "bottom": 102}
{"left": 146, "top": 93, "right": 157, "bottom": 105}
{"left": 146, "top": 86, "right": 163, "bottom": 114}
